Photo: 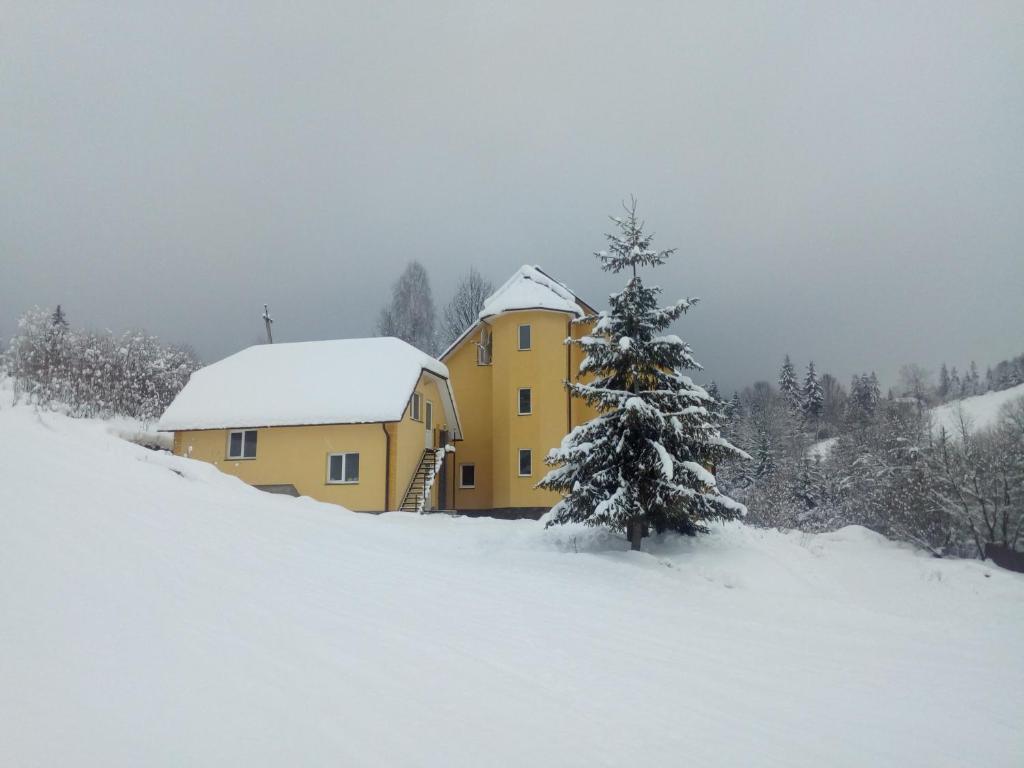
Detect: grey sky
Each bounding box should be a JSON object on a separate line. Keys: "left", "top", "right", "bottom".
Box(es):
{"left": 2, "top": 1, "right": 1022, "bottom": 393}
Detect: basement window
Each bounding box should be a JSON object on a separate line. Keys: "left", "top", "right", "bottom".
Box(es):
{"left": 518, "top": 324, "right": 531, "bottom": 351}
{"left": 459, "top": 463, "right": 476, "bottom": 488}
{"left": 518, "top": 448, "right": 532, "bottom": 477}
{"left": 518, "top": 387, "right": 532, "bottom": 415}
{"left": 327, "top": 453, "right": 360, "bottom": 484}
{"left": 227, "top": 430, "right": 257, "bottom": 459}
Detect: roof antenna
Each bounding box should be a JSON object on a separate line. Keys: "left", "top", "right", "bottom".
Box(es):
{"left": 262, "top": 304, "right": 274, "bottom": 344}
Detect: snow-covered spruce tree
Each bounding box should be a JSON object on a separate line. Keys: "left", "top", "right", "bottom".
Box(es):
{"left": 802, "top": 361, "right": 823, "bottom": 434}
{"left": 539, "top": 201, "right": 748, "bottom": 550}
{"left": 778, "top": 355, "right": 801, "bottom": 412}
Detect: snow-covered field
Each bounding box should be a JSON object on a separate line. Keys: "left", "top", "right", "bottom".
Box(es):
{"left": 931, "top": 382, "right": 1024, "bottom": 436}
{"left": 2, "top": 404, "right": 1023, "bottom": 767}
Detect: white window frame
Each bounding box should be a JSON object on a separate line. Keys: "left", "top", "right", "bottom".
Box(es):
{"left": 477, "top": 327, "right": 492, "bottom": 365}
{"left": 410, "top": 392, "right": 422, "bottom": 421}
{"left": 327, "top": 452, "right": 360, "bottom": 485}
{"left": 518, "top": 448, "right": 533, "bottom": 477}
{"left": 518, "top": 387, "right": 532, "bottom": 415}
{"left": 518, "top": 324, "right": 531, "bottom": 351}
{"left": 459, "top": 463, "right": 476, "bottom": 489}
{"left": 227, "top": 429, "right": 257, "bottom": 460}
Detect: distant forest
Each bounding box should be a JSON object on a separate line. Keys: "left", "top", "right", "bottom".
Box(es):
{"left": 714, "top": 351, "right": 1024, "bottom": 558}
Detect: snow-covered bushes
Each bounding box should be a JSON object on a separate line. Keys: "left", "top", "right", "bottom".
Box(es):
{"left": 5, "top": 306, "right": 200, "bottom": 422}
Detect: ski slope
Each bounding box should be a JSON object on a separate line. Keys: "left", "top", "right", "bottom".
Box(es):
{"left": 1, "top": 404, "right": 1022, "bottom": 767}
{"left": 931, "top": 382, "right": 1024, "bottom": 436}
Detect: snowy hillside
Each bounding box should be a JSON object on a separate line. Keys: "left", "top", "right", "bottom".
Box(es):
{"left": 2, "top": 405, "right": 1023, "bottom": 767}
{"left": 931, "top": 382, "right": 1024, "bottom": 435}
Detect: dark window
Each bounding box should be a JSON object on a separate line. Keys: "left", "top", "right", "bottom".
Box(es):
{"left": 410, "top": 392, "right": 422, "bottom": 421}
{"left": 328, "top": 453, "right": 360, "bottom": 484}
{"left": 518, "top": 388, "right": 532, "bottom": 415}
{"left": 460, "top": 464, "right": 476, "bottom": 488}
{"left": 518, "top": 448, "right": 532, "bottom": 477}
{"left": 518, "top": 324, "right": 531, "bottom": 351}
{"left": 228, "top": 430, "right": 257, "bottom": 459}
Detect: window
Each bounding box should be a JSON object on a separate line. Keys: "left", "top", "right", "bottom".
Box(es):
{"left": 477, "top": 327, "right": 492, "bottom": 365}
{"left": 327, "top": 453, "right": 360, "bottom": 484}
{"left": 425, "top": 401, "right": 433, "bottom": 430}
{"left": 518, "top": 387, "right": 532, "bottom": 415}
{"left": 410, "top": 392, "right": 422, "bottom": 421}
{"left": 518, "top": 324, "right": 531, "bottom": 351}
{"left": 228, "top": 430, "right": 257, "bottom": 459}
{"left": 459, "top": 463, "right": 476, "bottom": 488}
{"left": 518, "top": 448, "right": 532, "bottom": 477}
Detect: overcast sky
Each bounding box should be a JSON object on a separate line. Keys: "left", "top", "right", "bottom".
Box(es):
{"left": 2, "top": 1, "right": 1022, "bottom": 393}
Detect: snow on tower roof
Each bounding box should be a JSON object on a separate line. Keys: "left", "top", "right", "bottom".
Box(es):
{"left": 158, "top": 337, "right": 460, "bottom": 435}
{"left": 440, "top": 265, "right": 591, "bottom": 360}
{"left": 478, "top": 265, "right": 584, "bottom": 319}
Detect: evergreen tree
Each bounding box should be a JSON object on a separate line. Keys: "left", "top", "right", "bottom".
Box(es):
{"left": 754, "top": 427, "right": 775, "bottom": 479}
{"left": 938, "top": 363, "right": 951, "bottom": 400}
{"left": 51, "top": 304, "right": 68, "bottom": 329}
{"left": 967, "top": 361, "right": 980, "bottom": 396}
{"left": 539, "top": 201, "right": 747, "bottom": 550}
{"left": 802, "top": 361, "right": 823, "bottom": 426}
{"left": 778, "top": 355, "right": 801, "bottom": 412}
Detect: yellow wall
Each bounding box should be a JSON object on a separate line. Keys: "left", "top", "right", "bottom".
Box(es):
{"left": 444, "top": 333, "right": 494, "bottom": 510}
{"left": 171, "top": 371, "right": 453, "bottom": 512}
{"left": 173, "top": 421, "right": 389, "bottom": 511}
{"left": 444, "top": 307, "right": 598, "bottom": 513}
{"left": 390, "top": 375, "right": 448, "bottom": 509}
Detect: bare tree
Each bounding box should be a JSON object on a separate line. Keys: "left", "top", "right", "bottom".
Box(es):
{"left": 375, "top": 261, "right": 438, "bottom": 355}
{"left": 440, "top": 267, "right": 493, "bottom": 350}
{"left": 927, "top": 402, "right": 1024, "bottom": 557}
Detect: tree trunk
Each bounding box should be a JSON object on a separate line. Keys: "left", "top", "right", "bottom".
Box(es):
{"left": 629, "top": 519, "right": 643, "bottom": 551}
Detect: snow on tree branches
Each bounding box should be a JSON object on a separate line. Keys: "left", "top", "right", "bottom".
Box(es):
{"left": 539, "top": 201, "right": 748, "bottom": 550}
{"left": 5, "top": 306, "right": 200, "bottom": 421}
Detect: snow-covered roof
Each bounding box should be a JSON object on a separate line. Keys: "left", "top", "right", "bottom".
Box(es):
{"left": 158, "top": 337, "right": 460, "bottom": 435}
{"left": 441, "top": 265, "right": 589, "bottom": 360}
{"left": 478, "top": 265, "right": 584, "bottom": 320}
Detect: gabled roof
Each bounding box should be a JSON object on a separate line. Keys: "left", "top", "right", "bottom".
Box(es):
{"left": 158, "top": 337, "right": 461, "bottom": 436}
{"left": 441, "top": 265, "right": 593, "bottom": 360}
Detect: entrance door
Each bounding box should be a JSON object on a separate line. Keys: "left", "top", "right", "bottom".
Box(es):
{"left": 424, "top": 401, "right": 433, "bottom": 449}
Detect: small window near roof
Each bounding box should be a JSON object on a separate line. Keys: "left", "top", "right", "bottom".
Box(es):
{"left": 328, "top": 453, "right": 360, "bottom": 484}
{"left": 518, "top": 387, "right": 532, "bottom": 415}
{"left": 518, "top": 324, "right": 531, "bottom": 351}
{"left": 410, "top": 392, "right": 422, "bottom": 421}
{"left": 228, "top": 430, "right": 257, "bottom": 459}
{"left": 459, "top": 463, "right": 475, "bottom": 488}
{"left": 477, "top": 328, "right": 492, "bottom": 365}
{"left": 518, "top": 448, "right": 532, "bottom": 477}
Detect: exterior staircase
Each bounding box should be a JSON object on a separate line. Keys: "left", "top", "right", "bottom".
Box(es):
{"left": 399, "top": 446, "right": 450, "bottom": 513}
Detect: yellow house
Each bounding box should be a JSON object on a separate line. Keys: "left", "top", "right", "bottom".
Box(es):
{"left": 439, "top": 265, "right": 598, "bottom": 518}
{"left": 158, "top": 337, "right": 462, "bottom": 513}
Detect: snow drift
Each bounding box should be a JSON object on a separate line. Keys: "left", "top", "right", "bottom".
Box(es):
{"left": 1, "top": 404, "right": 1022, "bottom": 767}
